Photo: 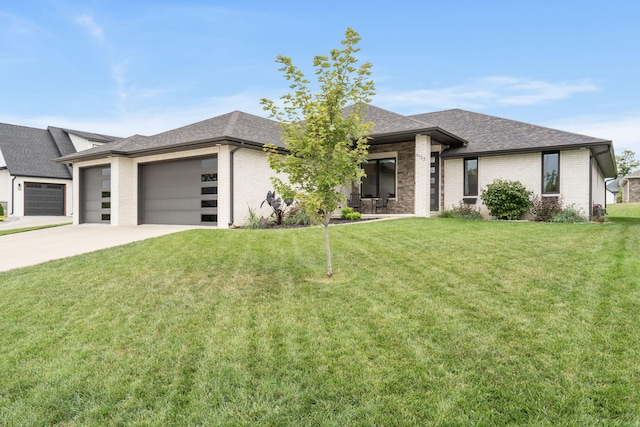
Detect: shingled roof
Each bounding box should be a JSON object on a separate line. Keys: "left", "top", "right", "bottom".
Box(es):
{"left": 0, "top": 123, "right": 72, "bottom": 179}
{"left": 0, "top": 123, "right": 120, "bottom": 179}
{"left": 55, "top": 105, "right": 616, "bottom": 176}
{"left": 410, "top": 108, "right": 616, "bottom": 176}
{"left": 410, "top": 109, "right": 611, "bottom": 155}
{"left": 58, "top": 110, "right": 283, "bottom": 162}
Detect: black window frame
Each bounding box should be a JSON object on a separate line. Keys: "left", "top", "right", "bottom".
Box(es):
{"left": 361, "top": 158, "right": 396, "bottom": 198}
{"left": 542, "top": 152, "right": 560, "bottom": 194}
{"left": 463, "top": 157, "right": 479, "bottom": 197}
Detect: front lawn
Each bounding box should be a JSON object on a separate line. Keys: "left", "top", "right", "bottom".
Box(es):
{"left": 1, "top": 206, "right": 639, "bottom": 425}
{"left": 0, "top": 223, "right": 71, "bottom": 237}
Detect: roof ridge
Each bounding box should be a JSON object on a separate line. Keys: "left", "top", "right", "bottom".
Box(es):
{"left": 223, "top": 110, "right": 241, "bottom": 136}
{"left": 414, "top": 109, "right": 611, "bottom": 142}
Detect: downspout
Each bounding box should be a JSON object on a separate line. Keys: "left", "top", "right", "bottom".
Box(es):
{"left": 604, "top": 177, "right": 617, "bottom": 210}
{"left": 10, "top": 175, "right": 16, "bottom": 215}
{"left": 590, "top": 146, "right": 612, "bottom": 218}
{"left": 228, "top": 144, "right": 243, "bottom": 227}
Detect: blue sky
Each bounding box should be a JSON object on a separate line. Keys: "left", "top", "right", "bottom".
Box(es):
{"left": 1, "top": 0, "right": 639, "bottom": 154}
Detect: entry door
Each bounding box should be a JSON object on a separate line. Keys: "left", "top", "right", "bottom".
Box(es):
{"left": 430, "top": 152, "right": 440, "bottom": 211}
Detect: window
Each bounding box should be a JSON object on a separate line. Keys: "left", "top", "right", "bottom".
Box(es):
{"left": 464, "top": 158, "right": 478, "bottom": 196}
{"left": 202, "top": 158, "right": 217, "bottom": 169}
{"left": 201, "top": 200, "right": 217, "bottom": 208}
{"left": 201, "top": 187, "right": 217, "bottom": 195}
{"left": 201, "top": 214, "right": 217, "bottom": 223}
{"left": 542, "top": 152, "right": 559, "bottom": 193}
{"left": 362, "top": 158, "right": 396, "bottom": 198}
{"left": 201, "top": 173, "right": 217, "bottom": 182}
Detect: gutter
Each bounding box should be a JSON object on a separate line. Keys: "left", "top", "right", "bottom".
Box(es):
{"left": 604, "top": 178, "right": 618, "bottom": 210}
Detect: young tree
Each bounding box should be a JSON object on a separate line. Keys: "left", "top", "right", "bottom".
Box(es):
{"left": 616, "top": 149, "right": 640, "bottom": 177}
{"left": 261, "top": 28, "right": 375, "bottom": 277}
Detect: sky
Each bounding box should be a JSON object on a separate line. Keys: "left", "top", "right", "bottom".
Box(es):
{"left": 1, "top": 0, "right": 639, "bottom": 155}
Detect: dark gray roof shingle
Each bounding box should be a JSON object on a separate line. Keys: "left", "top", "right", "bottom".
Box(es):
{"left": 0, "top": 123, "right": 72, "bottom": 179}
{"left": 410, "top": 109, "right": 610, "bottom": 156}
{"left": 54, "top": 105, "right": 615, "bottom": 177}
{"left": 58, "top": 111, "right": 283, "bottom": 161}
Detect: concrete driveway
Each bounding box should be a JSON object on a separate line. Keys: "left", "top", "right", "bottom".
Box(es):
{"left": 0, "top": 217, "right": 204, "bottom": 272}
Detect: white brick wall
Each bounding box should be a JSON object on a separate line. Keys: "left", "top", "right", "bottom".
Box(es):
{"left": 111, "top": 157, "right": 137, "bottom": 226}
{"left": 444, "top": 149, "right": 593, "bottom": 217}
{"left": 232, "top": 148, "right": 287, "bottom": 227}
{"left": 414, "top": 134, "right": 430, "bottom": 216}
{"left": 560, "top": 149, "right": 590, "bottom": 212}
{"left": 591, "top": 156, "right": 606, "bottom": 207}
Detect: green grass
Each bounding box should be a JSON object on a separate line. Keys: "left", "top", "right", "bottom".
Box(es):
{"left": 0, "top": 222, "right": 71, "bottom": 236}
{"left": 1, "top": 206, "right": 640, "bottom": 425}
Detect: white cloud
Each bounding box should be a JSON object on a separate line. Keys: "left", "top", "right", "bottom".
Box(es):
{"left": 544, "top": 112, "right": 640, "bottom": 155}
{"left": 377, "top": 76, "right": 600, "bottom": 112}
{"left": 0, "top": 90, "right": 270, "bottom": 137}
{"left": 74, "top": 14, "right": 105, "bottom": 43}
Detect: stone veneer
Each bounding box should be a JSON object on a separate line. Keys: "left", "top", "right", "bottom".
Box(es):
{"left": 624, "top": 178, "right": 640, "bottom": 203}
{"left": 366, "top": 141, "right": 415, "bottom": 214}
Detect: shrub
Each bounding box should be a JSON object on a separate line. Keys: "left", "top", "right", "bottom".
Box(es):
{"left": 550, "top": 204, "right": 587, "bottom": 223}
{"left": 243, "top": 206, "right": 262, "bottom": 229}
{"left": 530, "top": 195, "right": 563, "bottom": 221}
{"left": 284, "top": 204, "right": 313, "bottom": 226}
{"left": 481, "top": 179, "right": 532, "bottom": 220}
{"left": 438, "top": 210, "right": 458, "bottom": 218}
{"left": 439, "top": 202, "right": 482, "bottom": 220}
{"left": 340, "top": 207, "right": 362, "bottom": 221}
{"left": 0, "top": 203, "right": 4, "bottom": 218}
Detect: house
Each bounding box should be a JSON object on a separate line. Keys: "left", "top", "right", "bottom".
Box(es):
{"left": 55, "top": 105, "right": 616, "bottom": 227}
{"left": 620, "top": 170, "right": 640, "bottom": 202}
{"left": 0, "top": 123, "right": 119, "bottom": 216}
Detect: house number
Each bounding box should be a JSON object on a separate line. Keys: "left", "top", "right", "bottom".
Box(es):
{"left": 416, "top": 153, "right": 427, "bottom": 162}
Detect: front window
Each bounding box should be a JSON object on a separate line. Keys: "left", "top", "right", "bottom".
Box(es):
{"left": 542, "top": 152, "right": 559, "bottom": 193}
{"left": 362, "top": 158, "right": 396, "bottom": 198}
{"left": 464, "top": 158, "right": 478, "bottom": 196}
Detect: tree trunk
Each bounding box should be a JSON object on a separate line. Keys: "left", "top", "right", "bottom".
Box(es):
{"left": 324, "top": 212, "right": 333, "bottom": 277}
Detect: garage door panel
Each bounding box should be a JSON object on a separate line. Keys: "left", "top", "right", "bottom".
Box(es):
{"left": 144, "top": 199, "right": 205, "bottom": 211}
{"left": 143, "top": 185, "right": 200, "bottom": 199}
{"left": 24, "top": 183, "right": 65, "bottom": 216}
{"left": 141, "top": 157, "right": 218, "bottom": 226}
{"left": 82, "top": 166, "right": 110, "bottom": 223}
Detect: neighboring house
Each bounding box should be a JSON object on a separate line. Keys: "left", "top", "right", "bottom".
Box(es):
{"left": 0, "top": 123, "right": 118, "bottom": 216}
{"left": 620, "top": 170, "right": 640, "bottom": 202}
{"left": 56, "top": 105, "right": 617, "bottom": 227}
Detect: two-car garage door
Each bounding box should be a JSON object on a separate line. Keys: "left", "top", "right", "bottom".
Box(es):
{"left": 140, "top": 157, "right": 218, "bottom": 226}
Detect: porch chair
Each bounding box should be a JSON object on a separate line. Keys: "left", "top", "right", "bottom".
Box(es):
{"left": 374, "top": 196, "right": 389, "bottom": 214}
{"left": 347, "top": 193, "right": 361, "bottom": 212}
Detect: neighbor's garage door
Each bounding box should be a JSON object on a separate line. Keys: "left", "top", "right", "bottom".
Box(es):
{"left": 140, "top": 157, "right": 218, "bottom": 225}
{"left": 24, "top": 182, "right": 65, "bottom": 216}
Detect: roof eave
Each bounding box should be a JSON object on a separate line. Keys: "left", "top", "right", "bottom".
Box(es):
{"left": 371, "top": 127, "right": 468, "bottom": 147}
{"left": 55, "top": 136, "right": 283, "bottom": 163}
{"left": 441, "top": 140, "right": 617, "bottom": 178}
